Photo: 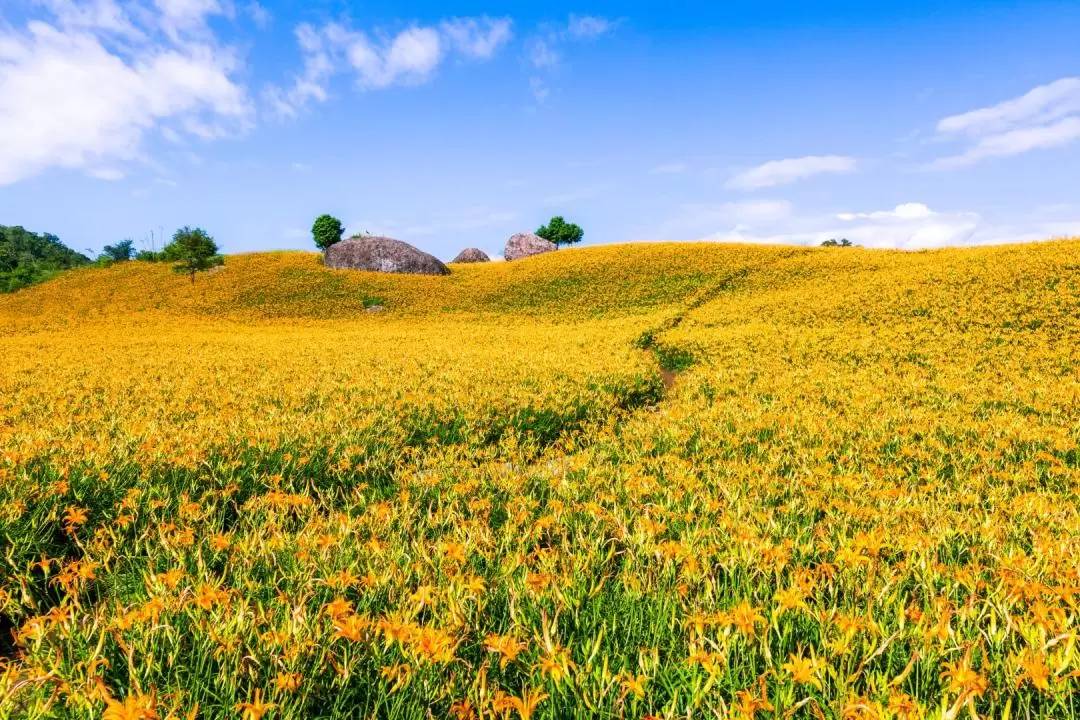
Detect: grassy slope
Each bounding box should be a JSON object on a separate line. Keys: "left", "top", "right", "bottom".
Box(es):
{"left": 2, "top": 238, "right": 1080, "bottom": 720}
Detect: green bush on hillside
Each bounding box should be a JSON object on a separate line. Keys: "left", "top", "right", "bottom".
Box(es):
{"left": 537, "top": 215, "right": 585, "bottom": 247}
{"left": 101, "top": 239, "right": 135, "bottom": 262}
{"left": 312, "top": 214, "right": 345, "bottom": 251}
{"left": 0, "top": 225, "right": 90, "bottom": 292}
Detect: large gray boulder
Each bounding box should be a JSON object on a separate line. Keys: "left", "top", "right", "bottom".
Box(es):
{"left": 505, "top": 232, "right": 556, "bottom": 261}
{"left": 451, "top": 248, "right": 491, "bottom": 263}
{"left": 324, "top": 236, "right": 449, "bottom": 275}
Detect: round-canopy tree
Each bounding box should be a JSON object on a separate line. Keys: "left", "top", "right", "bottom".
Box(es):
{"left": 313, "top": 214, "right": 345, "bottom": 251}
{"left": 536, "top": 216, "right": 584, "bottom": 248}
{"left": 167, "top": 227, "right": 221, "bottom": 283}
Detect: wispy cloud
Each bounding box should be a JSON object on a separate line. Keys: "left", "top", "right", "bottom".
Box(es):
{"left": 440, "top": 17, "right": 514, "bottom": 59}
{"left": 524, "top": 14, "right": 617, "bottom": 102}
{"left": 928, "top": 77, "right": 1080, "bottom": 169}
{"left": 656, "top": 200, "right": 1069, "bottom": 250}
{"left": 567, "top": 15, "right": 615, "bottom": 39}
{"left": 266, "top": 16, "right": 513, "bottom": 118}
{"left": 726, "top": 155, "right": 858, "bottom": 190}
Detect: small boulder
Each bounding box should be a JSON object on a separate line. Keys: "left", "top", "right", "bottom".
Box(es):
{"left": 504, "top": 232, "right": 556, "bottom": 261}
{"left": 325, "top": 236, "right": 449, "bottom": 275}
{"left": 451, "top": 248, "right": 491, "bottom": 263}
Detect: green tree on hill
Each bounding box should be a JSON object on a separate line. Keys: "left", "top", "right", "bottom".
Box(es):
{"left": 167, "top": 227, "right": 222, "bottom": 283}
{"left": 537, "top": 216, "right": 584, "bottom": 247}
{"left": 822, "top": 238, "right": 854, "bottom": 247}
{"left": 312, "top": 214, "right": 344, "bottom": 251}
{"left": 0, "top": 225, "right": 90, "bottom": 292}
{"left": 101, "top": 239, "right": 135, "bottom": 262}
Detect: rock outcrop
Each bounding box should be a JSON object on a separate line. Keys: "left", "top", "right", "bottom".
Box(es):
{"left": 324, "top": 236, "right": 449, "bottom": 276}
{"left": 451, "top": 248, "right": 491, "bottom": 263}
{"left": 504, "top": 233, "right": 556, "bottom": 261}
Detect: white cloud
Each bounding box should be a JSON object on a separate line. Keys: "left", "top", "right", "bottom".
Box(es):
{"left": 347, "top": 27, "right": 443, "bottom": 90}
{"left": 440, "top": 17, "right": 513, "bottom": 59}
{"left": 567, "top": 15, "right": 614, "bottom": 39}
{"left": 929, "top": 116, "right": 1080, "bottom": 170}
{"left": 650, "top": 162, "right": 688, "bottom": 175}
{"left": 0, "top": 3, "right": 252, "bottom": 185}
{"left": 525, "top": 14, "right": 615, "bottom": 74}
{"left": 726, "top": 155, "right": 858, "bottom": 190}
{"left": 246, "top": 2, "right": 271, "bottom": 29}
{"left": 263, "top": 23, "right": 337, "bottom": 118}
{"left": 153, "top": 0, "right": 229, "bottom": 39}
{"left": 528, "top": 38, "right": 559, "bottom": 68}
{"left": 88, "top": 167, "right": 124, "bottom": 180}
{"left": 930, "top": 77, "right": 1080, "bottom": 169}
{"left": 267, "top": 17, "right": 512, "bottom": 117}
{"left": 661, "top": 200, "right": 999, "bottom": 249}
{"left": 937, "top": 77, "right": 1080, "bottom": 136}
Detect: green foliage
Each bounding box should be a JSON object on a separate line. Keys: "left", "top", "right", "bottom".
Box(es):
{"left": 536, "top": 215, "right": 584, "bottom": 247}
{"left": 0, "top": 225, "right": 90, "bottom": 292}
{"left": 167, "top": 226, "right": 222, "bottom": 283}
{"left": 101, "top": 239, "right": 135, "bottom": 262}
{"left": 135, "top": 249, "right": 165, "bottom": 262}
{"left": 312, "top": 214, "right": 345, "bottom": 251}
{"left": 822, "top": 238, "right": 854, "bottom": 247}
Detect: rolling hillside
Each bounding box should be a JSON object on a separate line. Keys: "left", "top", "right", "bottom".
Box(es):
{"left": 2, "top": 239, "right": 1080, "bottom": 719}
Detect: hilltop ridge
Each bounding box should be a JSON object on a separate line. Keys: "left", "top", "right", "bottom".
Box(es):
{"left": 2, "top": 239, "right": 1078, "bottom": 328}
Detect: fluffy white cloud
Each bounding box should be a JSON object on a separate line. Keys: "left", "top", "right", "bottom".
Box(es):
{"left": 347, "top": 27, "right": 442, "bottom": 89}
{"left": 0, "top": 2, "right": 251, "bottom": 185}
{"left": 267, "top": 17, "right": 513, "bottom": 116}
{"left": 657, "top": 200, "right": 1060, "bottom": 249}
{"left": 726, "top": 155, "right": 858, "bottom": 190}
{"left": 930, "top": 77, "right": 1080, "bottom": 169}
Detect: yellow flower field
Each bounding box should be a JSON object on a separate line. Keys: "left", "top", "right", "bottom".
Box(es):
{"left": 1, "top": 240, "right": 1079, "bottom": 719}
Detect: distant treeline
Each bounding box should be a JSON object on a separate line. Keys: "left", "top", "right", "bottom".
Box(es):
{"left": 0, "top": 225, "right": 90, "bottom": 293}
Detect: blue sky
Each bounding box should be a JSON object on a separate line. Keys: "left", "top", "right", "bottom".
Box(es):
{"left": 1, "top": 0, "right": 1079, "bottom": 259}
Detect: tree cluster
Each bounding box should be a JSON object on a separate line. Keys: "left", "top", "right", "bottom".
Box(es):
{"left": 0, "top": 225, "right": 90, "bottom": 292}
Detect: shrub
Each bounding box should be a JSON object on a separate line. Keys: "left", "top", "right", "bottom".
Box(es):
{"left": 536, "top": 216, "right": 584, "bottom": 247}
{"left": 312, "top": 215, "right": 345, "bottom": 251}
